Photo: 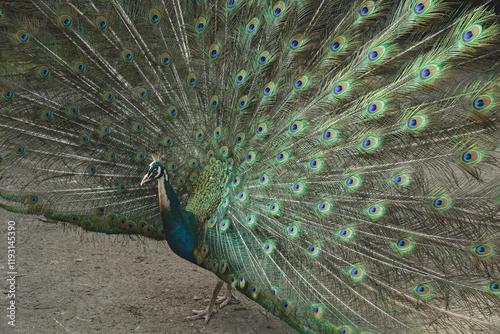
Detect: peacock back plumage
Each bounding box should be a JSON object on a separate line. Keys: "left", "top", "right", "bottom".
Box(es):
{"left": 1, "top": 0, "right": 499, "bottom": 333}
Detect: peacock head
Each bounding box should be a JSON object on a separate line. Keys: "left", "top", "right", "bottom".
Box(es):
{"left": 140, "top": 158, "right": 168, "bottom": 186}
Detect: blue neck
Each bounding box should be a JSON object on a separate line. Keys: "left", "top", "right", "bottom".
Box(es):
{"left": 159, "top": 177, "right": 197, "bottom": 263}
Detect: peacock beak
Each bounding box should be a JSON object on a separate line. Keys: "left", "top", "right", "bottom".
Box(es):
{"left": 140, "top": 174, "right": 151, "bottom": 186}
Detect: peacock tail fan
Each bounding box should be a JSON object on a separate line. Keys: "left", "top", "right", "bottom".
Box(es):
{"left": 1, "top": 0, "right": 499, "bottom": 333}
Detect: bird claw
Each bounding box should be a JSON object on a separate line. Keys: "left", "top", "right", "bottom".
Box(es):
{"left": 203, "top": 293, "right": 240, "bottom": 308}
{"left": 184, "top": 307, "right": 218, "bottom": 324}
{"left": 218, "top": 289, "right": 240, "bottom": 309}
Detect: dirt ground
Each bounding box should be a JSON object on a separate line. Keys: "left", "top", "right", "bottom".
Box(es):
{"left": 0, "top": 211, "right": 298, "bottom": 334}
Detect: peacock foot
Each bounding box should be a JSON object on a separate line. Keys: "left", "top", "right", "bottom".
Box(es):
{"left": 214, "top": 286, "right": 240, "bottom": 309}
{"left": 184, "top": 306, "right": 218, "bottom": 324}
{"left": 184, "top": 278, "right": 225, "bottom": 324}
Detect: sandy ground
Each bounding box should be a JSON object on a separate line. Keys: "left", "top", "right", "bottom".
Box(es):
{"left": 0, "top": 211, "right": 298, "bottom": 334}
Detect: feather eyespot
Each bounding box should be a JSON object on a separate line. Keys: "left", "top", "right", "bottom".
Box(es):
{"left": 273, "top": 2, "right": 285, "bottom": 17}
{"left": 318, "top": 201, "right": 331, "bottom": 213}
{"left": 39, "top": 66, "right": 50, "bottom": 78}
{"left": 163, "top": 136, "right": 173, "bottom": 146}
{"left": 196, "top": 17, "right": 206, "bottom": 32}
{"left": 333, "top": 82, "right": 349, "bottom": 96}
{"left": 41, "top": 109, "right": 52, "bottom": 120}
{"left": 149, "top": 9, "right": 161, "bottom": 24}
{"left": 414, "top": 1, "right": 431, "bottom": 15}
{"left": 249, "top": 285, "right": 259, "bottom": 299}
{"left": 235, "top": 132, "right": 245, "bottom": 144}
{"left": 472, "top": 95, "right": 493, "bottom": 112}
{"left": 238, "top": 190, "right": 247, "bottom": 201}
{"left": 432, "top": 195, "right": 451, "bottom": 211}
{"left": 395, "top": 238, "right": 414, "bottom": 253}
{"left": 196, "top": 130, "right": 204, "bottom": 140}
{"left": 220, "top": 146, "right": 228, "bottom": 156}
{"left": 330, "top": 37, "right": 346, "bottom": 52}
{"left": 414, "top": 284, "right": 432, "bottom": 298}
{"left": 461, "top": 150, "right": 481, "bottom": 166}
{"left": 168, "top": 106, "right": 177, "bottom": 117}
{"left": 292, "top": 181, "right": 305, "bottom": 194}
{"left": 339, "top": 228, "right": 353, "bottom": 240}
{"left": 246, "top": 152, "right": 256, "bottom": 164}
{"left": 59, "top": 15, "right": 73, "bottom": 27}
{"left": 361, "top": 136, "right": 379, "bottom": 152}
{"left": 359, "top": 2, "right": 374, "bottom": 16}
{"left": 282, "top": 301, "right": 292, "bottom": 314}
{"left": 209, "top": 96, "right": 219, "bottom": 110}
{"left": 227, "top": 0, "right": 236, "bottom": 9}
{"left": 67, "top": 106, "right": 79, "bottom": 116}
{"left": 368, "top": 46, "right": 385, "bottom": 62}
{"left": 74, "top": 61, "right": 85, "bottom": 73}
{"left": 393, "top": 174, "right": 410, "bottom": 186}
{"left": 160, "top": 53, "right": 171, "bottom": 66}
{"left": 258, "top": 51, "right": 270, "bottom": 65}
{"left": 276, "top": 151, "right": 289, "bottom": 163}
{"left": 238, "top": 275, "right": 245, "bottom": 289}
{"left": 311, "top": 305, "right": 322, "bottom": 319}
{"left": 289, "top": 34, "right": 303, "bottom": 50}
{"left": 137, "top": 88, "right": 148, "bottom": 99}
{"left": 473, "top": 244, "right": 494, "bottom": 258}
{"left": 256, "top": 123, "right": 267, "bottom": 135}
{"left": 96, "top": 16, "right": 108, "bottom": 30}
{"left": 106, "top": 152, "right": 116, "bottom": 161}
{"left": 103, "top": 91, "right": 115, "bottom": 102}
{"left": 367, "top": 204, "right": 384, "bottom": 218}
{"left": 407, "top": 115, "right": 426, "bottom": 131}
{"left": 17, "top": 31, "right": 29, "bottom": 43}
{"left": 345, "top": 175, "right": 361, "bottom": 189}
{"left": 88, "top": 165, "right": 97, "bottom": 175}
{"left": 366, "top": 101, "right": 385, "bottom": 116}
{"left": 259, "top": 173, "right": 270, "bottom": 185}
{"left": 2, "top": 88, "right": 13, "bottom": 100}
{"left": 133, "top": 122, "right": 143, "bottom": 132}
{"left": 232, "top": 176, "right": 240, "bottom": 186}
{"left": 309, "top": 158, "right": 322, "bottom": 170}
{"left": 289, "top": 121, "right": 304, "bottom": 134}
{"left": 136, "top": 152, "right": 145, "bottom": 162}
{"left": 14, "top": 145, "right": 25, "bottom": 155}
{"left": 419, "top": 65, "right": 438, "bottom": 81}
{"left": 349, "top": 267, "right": 364, "bottom": 281}
{"left": 246, "top": 18, "right": 259, "bottom": 33}
{"left": 488, "top": 281, "right": 500, "bottom": 294}
{"left": 263, "top": 242, "right": 274, "bottom": 254}
{"left": 209, "top": 44, "right": 219, "bottom": 59}
{"left": 238, "top": 96, "right": 248, "bottom": 109}
{"left": 236, "top": 70, "right": 246, "bottom": 84}
{"left": 214, "top": 127, "right": 222, "bottom": 138}
{"left": 122, "top": 50, "right": 133, "bottom": 62}
{"left": 187, "top": 73, "right": 197, "bottom": 86}
{"left": 308, "top": 244, "right": 320, "bottom": 257}
{"left": 79, "top": 135, "right": 89, "bottom": 144}
{"left": 269, "top": 202, "right": 280, "bottom": 213}
{"left": 294, "top": 76, "right": 308, "bottom": 90}
{"left": 246, "top": 214, "right": 255, "bottom": 226}
{"left": 263, "top": 82, "right": 276, "bottom": 96}
{"left": 287, "top": 224, "right": 299, "bottom": 238}
{"left": 219, "top": 260, "right": 227, "bottom": 274}
{"left": 322, "top": 128, "right": 338, "bottom": 142}
{"left": 462, "top": 25, "right": 482, "bottom": 43}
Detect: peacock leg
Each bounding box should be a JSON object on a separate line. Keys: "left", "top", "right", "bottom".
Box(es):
{"left": 217, "top": 283, "right": 240, "bottom": 309}
{"left": 202, "top": 281, "right": 240, "bottom": 308}
{"left": 184, "top": 278, "right": 224, "bottom": 323}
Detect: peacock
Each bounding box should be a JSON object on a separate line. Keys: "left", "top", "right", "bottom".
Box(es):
{"left": 1, "top": 0, "right": 499, "bottom": 333}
